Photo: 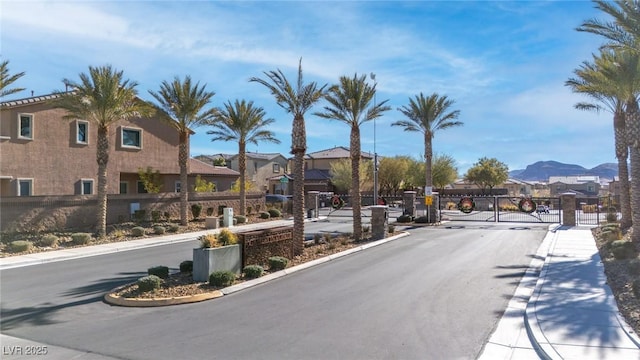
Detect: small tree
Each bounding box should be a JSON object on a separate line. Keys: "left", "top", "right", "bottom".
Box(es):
{"left": 378, "top": 156, "right": 411, "bottom": 196}
{"left": 137, "top": 166, "right": 162, "bottom": 193}
{"left": 231, "top": 177, "right": 255, "bottom": 193}
{"left": 432, "top": 153, "right": 458, "bottom": 192}
{"left": 329, "top": 158, "right": 373, "bottom": 192}
{"left": 213, "top": 157, "right": 226, "bottom": 166}
{"left": 464, "top": 157, "right": 509, "bottom": 194}
{"left": 193, "top": 175, "right": 216, "bottom": 192}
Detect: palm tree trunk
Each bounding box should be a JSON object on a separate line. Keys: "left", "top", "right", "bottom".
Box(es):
{"left": 291, "top": 113, "right": 306, "bottom": 255}
{"left": 96, "top": 125, "right": 110, "bottom": 238}
{"left": 626, "top": 100, "right": 640, "bottom": 244}
{"left": 614, "top": 111, "right": 632, "bottom": 229}
{"left": 239, "top": 141, "right": 246, "bottom": 216}
{"left": 351, "top": 125, "right": 362, "bottom": 241}
{"left": 424, "top": 133, "right": 436, "bottom": 223}
{"left": 179, "top": 132, "right": 189, "bottom": 226}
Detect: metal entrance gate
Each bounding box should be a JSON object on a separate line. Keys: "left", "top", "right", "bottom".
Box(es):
{"left": 438, "top": 195, "right": 561, "bottom": 223}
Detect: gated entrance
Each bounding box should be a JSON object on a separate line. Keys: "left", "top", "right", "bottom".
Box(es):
{"left": 438, "top": 195, "right": 561, "bottom": 223}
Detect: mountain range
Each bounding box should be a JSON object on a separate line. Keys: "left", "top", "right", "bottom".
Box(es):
{"left": 509, "top": 161, "right": 618, "bottom": 182}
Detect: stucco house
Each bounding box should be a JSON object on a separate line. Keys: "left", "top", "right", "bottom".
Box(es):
{"left": 548, "top": 176, "right": 601, "bottom": 196}
{"left": 300, "top": 146, "right": 374, "bottom": 193}
{"left": 0, "top": 93, "right": 239, "bottom": 197}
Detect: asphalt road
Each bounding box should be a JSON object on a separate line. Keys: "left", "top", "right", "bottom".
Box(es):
{"left": 1, "top": 221, "right": 547, "bottom": 360}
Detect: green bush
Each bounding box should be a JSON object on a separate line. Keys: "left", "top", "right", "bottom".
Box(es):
{"left": 217, "top": 229, "right": 238, "bottom": 246}
{"left": 153, "top": 225, "right": 166, "bottom": 235}
{"left": 629, "top": 259, "right": 640, "bottom": 276}
{"left": 606, "top": 212, "right": 618, "bottom": 223}
{"left": 167, "top": 224, "right": 179, "bottom": 233}
{"left": 133, "top": 210, "right": 146, "bottom": 223}
{"left": 268, "top": 256, "right": 289, "bottom": 271}
{"left": 40, "top": 234, "right": 59, "bottom": 247}
{"left": 199, "top": 233, "right": 218, "bottom": 248}
{"left": 71, "top": 232, "right": 92, "bottom": 245}
{"left": 247, "top": 206, "right": 253, "bottom": 215}
{"left": 362, "top": 225, "right": 370, "bottom": 233}
{"left": 130, "top": 227, "right": 146, "bottom": 237}
{"left": 235, "top": 215, "right": 247, "bottom": 224}
{"left": 191, "top": 204, "right": 203, "bottom": 220}
{"left": 243, "top": 265, "right": 264, "bottom": 279}
{"left": 601, "top": 223, "right": 620, "bottom": 232}
{"left": 180, "top": 260, "right": 193, "bottom": 273}
{"left": 206, "top": 207, "right": 215, "bottom": 217}
{"left": 148, "top": 265, "right": 169, "bottom": 279}
{"left": 137, "top": 275, "right": 162, "bottom": 292}
{"left": 601, "top": 229, "right": 621, "bottom": 242}
{"left": 414, "top": 216, "right": 429, "bottom": 223}
{"left": 163, "top": 211, "right": 171, "bottom": 221}
{"left": 10, "top": 240, "right": 33, "bottom": 253}
{"left": 313, "top": 233, "right": 322, "bottom": 245}
{"left": 611, "top": 240, "right": 635, "bottom": 260}
{"left": 397, "top": 214, "right": 412, "bottom": 223}
{"left": 209, "top": 270, "right": 236, "bottom": 287}
{"left": 267, "top": 208, "right": 281, "bottom": 218}
{"left": 633, "top": 279, "right": 640, "bottom": 299}
{"left": 151, "top": 210, "right": 162, "bottom": 223}
{"left": 388, "top": 225, "right": 395, "bottom": 234}
{"left": 259, "top": 212, "right": 271, "bottom": 219}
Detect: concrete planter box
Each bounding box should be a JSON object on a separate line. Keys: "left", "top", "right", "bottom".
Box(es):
{"left": 192, "top": 244, "right": 241, "bottom": 282}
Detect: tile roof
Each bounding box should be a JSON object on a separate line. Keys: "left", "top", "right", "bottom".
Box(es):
{"left": 0, "top": 93, "right": 62, "bottom": 108}
{"left": 306, "top": 146, "right": 373, "bottom": 159}
{"left": 189, "top": 158, "right": 239, "bottom": 176}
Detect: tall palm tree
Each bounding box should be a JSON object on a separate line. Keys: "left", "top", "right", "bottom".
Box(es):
{"left": 250, "top": 59, "right": 326, "bottom": 254}
{"left": 566, "top": 49, "right": 634, "bottom": 229}
{"left": 393, "top": 93, "right": 462, "bottom": 222}
{"left": 206, "top": 99, "right": 280, "bottom": 216}
{"left": 0, "top": 59, "right": 25, "bottom": 97}
{"left": 52, "top": 65, "right": 150, "bottom": 237}
{"left": 149, "top": 76, "right": 216, "bottom": 226}
{"left": 580, "top": 2, "right": 640, "bottom": 243}
{"left": 315, "top": 73, "right": 390, "bottom": 241}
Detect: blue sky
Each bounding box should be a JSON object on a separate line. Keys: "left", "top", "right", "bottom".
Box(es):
{"left": 1, "top": 1, "right": 615, "bottom": 174}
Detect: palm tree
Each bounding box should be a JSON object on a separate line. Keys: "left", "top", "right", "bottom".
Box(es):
{"left": 0, "top": 59, "right": 25, "bottom": 97}
{"left": 206, "top": 99, "right": 280, "bottom": 216}
{"left": 149, "top": 76, "right": 216, "bottom": 226}
{"left": 315, "top": 73, "right": 390, "bottom": 241}
{"left": 250, "top": 59, "right": 326, "bottom": 254}
{"left": 52, "top": 65, "right": 150, "bottom": 237}
{"left": 566, "top": 49, "right": 634, "bottom": 229}
{"left": 393, "top": 93, "right": 462, "bottom": 222}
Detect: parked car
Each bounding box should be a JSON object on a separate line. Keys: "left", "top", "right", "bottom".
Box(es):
{"left": 536, "top": 205, "right": 550, "bottom": 214}
{"left": 265, "top": 194, "right": 290, "bottom": 204}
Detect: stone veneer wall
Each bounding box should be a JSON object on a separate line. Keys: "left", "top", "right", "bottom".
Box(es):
{"left": 237, "top": 226, "right": 294, "bottom": 268}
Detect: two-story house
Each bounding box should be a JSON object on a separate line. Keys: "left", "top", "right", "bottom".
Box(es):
{"left": 0, "top": 93, "right": 238, "bottom": 197}
{"left": 197, "top": 152, "right": 289, "bottom": 192}
{"left": 298, "top": 146, "right": 374, "bottom": 193}
{"left": 548, "top": 176, "right": 601, "bottom": 196}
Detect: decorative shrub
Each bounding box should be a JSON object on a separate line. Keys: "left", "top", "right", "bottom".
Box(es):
{"left": 388, "top": 225, "right": 395, "bottom": 234}
{"left": 217, "top": 229, "right": 238, "bottom": 246}
{"left": 180, "top": 260, "right": 193, "bottom": 273}
{"left": 209, "top": 270, "right": 236, "bottom": 287}
{"left": 206, "top": 207, "right": 215, "bottom": 217}
{"left": 628, "top": 259, "right": 640, "bottom": 276}
{"left": 362, "top": 225, "right": 370, "bottom": 233}
{"left": 582, "top": 204, "right": 597, "bottom": 213}
{"left": 247, "top": 206, "right": 253, "bottom": 215}
{"left": 153, "top": 225, "right": 166, "bottom": 235}
{"left": 40, "top": 234, "right": 59, "bottom": 247}
{"left": 163, "top": 211, "right": 171, "bottom": 221}
{"left": 260, "top": 212, "right": 271, "bottom": 219}
{"left": 611, "top": 240, "right": 635, "bottom": 260}
{"left": 414, "top": 216, "right": 429, "bottom": 223}
{"left": 111, "top": 229, "right": 127, "bottom": 239}
{"left": 148, "top": 265, "right": 169, "bottom": 279}
{"left": 235, "top": 215, "right": 247, "bottom": 224}
{"left": 191, "top": 204, "right": 203, "bottom": 220}
{"left": 268, "top": 256, "right": 289, "bottom": 271}
{"left": 606, "top": 212, "right": 618, "bottom": 223}
{"left": 323, "top": 233, "right": 332, "bottom": 242}
{"left": 10, "top": 240, "right": 33, "bottom": 253}
{"left": 397, "top": 214, "right": 412, "bottom": 223}
{"left": 137, "top": 275, "right": 162, "bottom": 292}
{"left": 314, "top": 233, "right": 322, "bottom": 245}
{"left": 268, "top": 208, "right": 282, "bottom": 218}
{"left": 199, "top": 233, "right": 218, "bottom": 248}
{"left": 130, "top": 227, "right": 146, "bottom": 237}
{"left": 133, "top": 210, "right": 146, "bottom": 223}
{"left": 151, "top": 210, "right": 162, "bottom": 223}
{"left": 601, "top": 229, "right": 620, "bottom": 242}
{"left": 71, "top": 232, "right": 92, "bottom": 245}
{"left": 243, "top": 265, "right": 264, "bottom": 279}
{"left": 167, "top": 224, "right": 179, "bottom": 233}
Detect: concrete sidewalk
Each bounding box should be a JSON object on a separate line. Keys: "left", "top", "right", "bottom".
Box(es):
{"left": 480, "top": 225, "right": 640, "bottom": 360}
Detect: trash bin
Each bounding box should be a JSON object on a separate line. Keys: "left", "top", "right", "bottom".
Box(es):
{"left": 307, "top": 209, "right": 314, "bottom": 219}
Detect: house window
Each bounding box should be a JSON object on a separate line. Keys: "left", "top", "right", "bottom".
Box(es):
{"left": 81, "top": 179, "right": 94, "bottom": 195}
{"left": 76, "top": 120, "right": 89, "bottom": 144}
{"left": 120, "top": 181, "right": 128, "bottom": 194}
{"left": 121, "top": 127, "right": 142, "bottom": 149}
{"left": 254, "top": 162, "right": 258, "bottom": 172}
{"left": 175, "top": 181, "right": 181, "bottom": 193}
{"left": 17, "top": 178, "right": 33, "bottom": 196}
{"left": 273, "top": 164, "right": 280, "bottom": 173}
{"left": 137, "top": 181, "right": 147, "bottom": 194}
{"left": 18, "top": 114, "right": 33, "bottom": 140}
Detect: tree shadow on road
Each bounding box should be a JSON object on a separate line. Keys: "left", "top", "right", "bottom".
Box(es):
{"left": 1, "top": 271, "right": 143, "bottom": 331}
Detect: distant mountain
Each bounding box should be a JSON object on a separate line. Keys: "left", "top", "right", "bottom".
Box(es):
{"left": 509, "top": 161, "right": 618, "bottom": 182}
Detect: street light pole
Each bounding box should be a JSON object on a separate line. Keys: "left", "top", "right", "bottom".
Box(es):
{"left": 370, "top": 73, "right": 378, "bottom": 206}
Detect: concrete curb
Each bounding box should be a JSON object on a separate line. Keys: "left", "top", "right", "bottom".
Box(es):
{"left": 104, "top": 231, "right": 410, "bottom": 306}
